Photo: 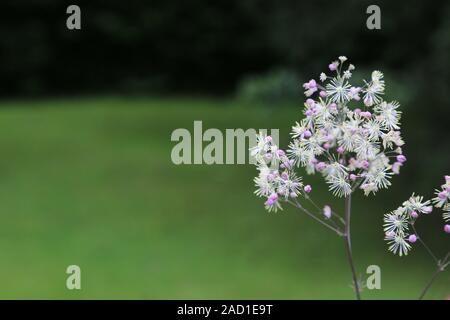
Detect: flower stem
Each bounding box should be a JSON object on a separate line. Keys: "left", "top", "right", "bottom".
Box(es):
{"left": 289, "top": 199, "right": 344, "bottom": 236}
{"left": 418, "top": 267, "right": 442, "bottom": 300}
{"left": 344, "top": 193, "right": 361, "bottom": 300}
{"left": 418, "top": 251, "right": 450, "bottom": 300}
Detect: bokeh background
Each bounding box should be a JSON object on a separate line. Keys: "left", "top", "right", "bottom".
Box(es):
{"left": 0, "top": 0, "right": 448, "bottom": 299}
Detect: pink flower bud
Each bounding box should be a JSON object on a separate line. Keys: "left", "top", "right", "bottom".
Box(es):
{"left": 316, "top": 162, "right": 326, "bottom": 171}
{"left": 438, "top": 191, "right": 447, "bottom": 200}
{"left": 308, "top": 79, "right": 317, "bottom": 89}
{"left": 396, "top": 155, "right": 407, "bottom": 163}
{"left": 306, "top": 98, "right": 315, "bottom": 107}
{"left": 385, "top": 231, "right": 395, "bottom": 238}
{"left": 290, "top": 192, "right": 298, "bottom": 198}
{"left": 445, "top": 224, "right": 450, "bottom": 234}
{"left": 392, "top": 162, "right": 402, "bottom": 175}
{"left": 323, "top": 143, "right": 331, "bottom": 150}
{"left": 304, "top": 185, "right": 312, "bottom": 193}
{"left": 445, "top": 175, "right": 450, "bottom": 182}
{"left": 303, "top": 130, "right": 312, "bottom": 138}
{"left": 265, "top": 136, "right": 272, "bottom": 143}
{"left": 328, "top": 63, "right": 337, "bottom": 71}
{"left": 350, "top": 174, "right": 357, "bottom": 181}
{"left": 361, "top": 111, "right": 372, "bottom": 118}
{"left": 265, "top": 153, "right": 272, "bottom": 160}
{"left": 364, "top": 96, "right": 373, "bottom": 107}
{"left": 408, "top": 234, "right": 417, "bottom": 243}
{"left": 354, "top": 108, "right": 361, "bottom": 114}
{"left": 410, "top": 211, "right": 418, "bottom": 219}
{"left": 336, "top": 146, "right": 345, "bottom": 154}
{"left": 277, "top": 149, "right": 285, "bottom": 157}
{"left": 281, "top": 172, "right": 289, "bottom": 180}
{"left": 360, "top": 160, "right": 369, "bottom": 168}
{"left": 323, "top": 205, "right": 332, "bottom": 219}
{"left": 269, "top": 193, "right": 278, "bottom": 201}
{"left": 423, "top": 206, "right": 433, "bottom": 214}
{"left": 319, "top": 90, "right": 327, "bottom": 98}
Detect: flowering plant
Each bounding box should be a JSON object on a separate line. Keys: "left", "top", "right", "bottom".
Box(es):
{"left": 250, "top": 56, "right": 416, "bottom": 299}
{"left": 384, "top": 176, "right": 450, "bottom": 299}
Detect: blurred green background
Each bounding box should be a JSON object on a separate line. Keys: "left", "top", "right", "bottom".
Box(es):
{"left": 0, "top": 0, "right": 448, "bottom": 299}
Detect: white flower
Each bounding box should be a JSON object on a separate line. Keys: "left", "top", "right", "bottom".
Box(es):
{"left": 343, "top": 70, "right": 352, "bottom": 79}
{"left": 320, "top": 72, "right": 327, "bottom": 82}
{"left": 383, "top": 207, "right": 408, "bottom": 234}
{"left": 387, "top": 234, "right": 411, "bottom": 256}
{"left": 402, "top": 194, "right": 432, "bottom": 214}
{"left": 375, "top": 101, "right": 401, "bottom": 130}
{"left": 326, "top": 77, "right": 352, "bottom": 103}
{"left": 327, "top": 175, "right": 352, "bottom": 197}
{"left": 362, "top": 71, "right": 385, "bottom": 106}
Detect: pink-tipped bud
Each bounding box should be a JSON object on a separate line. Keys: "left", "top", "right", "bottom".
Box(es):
{"left": 316, "top": 162, "right": 326, "bottom": 171}
{"left": 408, "top": 234, "right": 417, "bottom": 243}
{"left": 281, "top": 172, "right": 289, "bottom": 180}
{"left": 396, "top": 155, "right": 407, "bottom": 163}
{"left": 329, "top": 103, "right": 337, "bottom": 112}
{"left": 445, "top": 224, "right": 450, "bottom": 234}
{"left": 354, "top": 108, "right": 361, "bottom": 114}
{"left": 319, "top": 90, "right": 327, "bottom": 98}
{"left": 445, "top": 175, "right": 450, "bottom": 182}
{"left": 290, "top": 192, "right": 298, "bottom": 198}
{"left": 385, "top": 231, "right": 395, "bottom": 238}
{"left": 364, "top": 96, "right": 373, "bottom": 107}
{"left": 350, "top": 174, "right": 357, "bottom": 181}
{"left": 323, "top": 205, "right": 332, "bottom": 219}
{"left": 276, "top": 149, "right": 285, "bottom": 157}
{"left": 265, "top": 153, "right": 272, "bottom": 160}
{"left": 323, "top": 143, "right": 331, "bottom": 150}
{"left": 269, "top": 193, "right": 278, "bottom": 201}
{"left": 336, "top": 146, "right": 345, "bottom": 154}
{"left": 438, "top": 191, "right": 447, "bottom": 200}
{"left": 361, "top": 111, "right": 372, "bottom": 118}
{"left": 265, "top": 135, "right": 272, "bottom": 143}
{"left": 304, "top": 185, "right": 312, "bottom": 193}
{"left": 423, "top": 206, "right": 433, "bottom": 214}
{"left": 360, "top": 160, "right": 370, "bottom": 168}
{"left": 303, "top": 130, "right": 312, "bottom": 138}
{"left": 410, "top": 211, "right": 418, "bottom": 219}
{"left": 308, "top": 79, "right": 317, "bottom": 89}
{"left": 328, "top": 63, "right": 337, "bottom": 71}
{"left": 305, "top": 109, "right": 313, "bottom": 117}
{"left": 306, "top": 98, "right": 315, "bottom": 107}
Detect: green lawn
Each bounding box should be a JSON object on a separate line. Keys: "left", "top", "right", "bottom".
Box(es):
{"left": 0, "top": 97, "right": 447, "bottom": 299}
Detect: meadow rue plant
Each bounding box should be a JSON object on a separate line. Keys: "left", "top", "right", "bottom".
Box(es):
{"left": 251, "top": 56, "right": 450, "bottom": 299}
{"left": 251, "top": 56, "right": 407, "bottom": 300}
{"left": 384, "top": 176, "right": 450, "bottom": 299}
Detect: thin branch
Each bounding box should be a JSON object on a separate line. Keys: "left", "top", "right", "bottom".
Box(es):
{"left": 344, "top": 194, "right": 362, "bottom": 300}
{"left": 418, "top": 267, "right": 442, "bottom": 300}
{"left": 410, "top": 223, "right": 439, "bottom": 264}
{"left": 305, "top": 195, "right": 345, "bottom": 225}
{"left": 288, "top": 199, "right": 344, "bottom": 236}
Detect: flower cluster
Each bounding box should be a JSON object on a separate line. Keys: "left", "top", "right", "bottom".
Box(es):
{"left": 291, "top": 56, "right": 405, "bottom": 197}
{"left": 433, "top": 175, "right": 450, "bottom": 223}
{"left": 383, "top": 176, "right": 450, "bottom": 256}
{"left": 251, "top": 133, "right": 303, "bottom": 212}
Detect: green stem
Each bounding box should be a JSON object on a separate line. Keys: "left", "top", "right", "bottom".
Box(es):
{"left": 344, "top": 194, "right": 361, "bottom": 300}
